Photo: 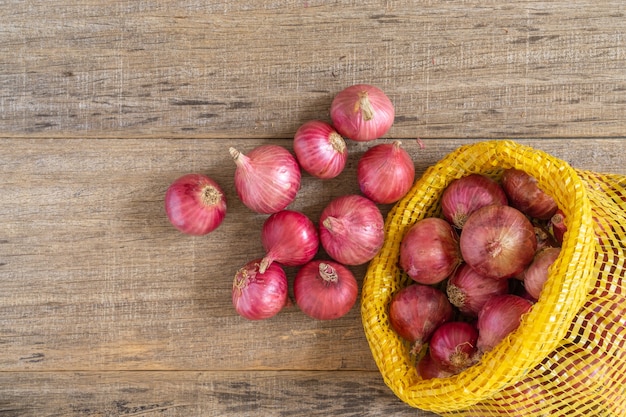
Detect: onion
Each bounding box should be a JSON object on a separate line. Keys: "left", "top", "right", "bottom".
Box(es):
{"left": 519, "top": 247, "right": 560, "bottom": 300}
{"left": 330, "top": 84, "right": 395, "bottom": 142}
{"left": 501, "top": 168, "right": 558, "bottom": 220}
{"left": 230, "top": 145, "right": 301, "bottom": 214}
{"left": 357, "top": 140, "right": 415, "bottom": 204}
{"left": 259, "top": 210, "right": 319, "bottom": 273}
{"left": 417, "top": 353, "right": 454, "bottom": 380}
{"left": 164, "top": 173, "right": 227, "bottom": 235}
{"left": 446, "top": 263, "right": 510, "bottom": 316}
{"left": 476, "top": 294, "right": 533, "bottom": 353}
{"left": 232, "top": 259, "right": 288, "bottom": 320}
{"left": 441, "top": 174, "right": 508, "bottom": 229}
{"left": 293, "top": 260, "right": 358, "bottom": 320}
{"left": 399, "top": 217, "right": 462, "bottom": 285}
{"left": 388, "top": 284, "right": 454, "bottom": 355}
{"left": 429, "top": 321, "right": 479, "bottom": 373}
{"left": 460, "top": 205, "right": 537, "bottom": 280}
{"left": 550, "top": 209, "right": 566, "bottom": 245}
{"left": 293, "top": 120, "right": 348, "bottom": 179}
{"left": 319, "top": 194, "right": 384, "bottom": 265}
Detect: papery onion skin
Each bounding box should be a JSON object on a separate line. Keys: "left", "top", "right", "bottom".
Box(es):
{"left": 460, "top": 205, "right": 537, "bottom": 280}
{"left": 429, "top": 321, "right": 479, "bottom": 372}
{"left": 230, "top": 145, "right": 301, "bottom": 214}
{"left": 446, "top": 263, "right": 510, "bottom": 316}
{"left": 399, "top": 217, "right": 462, "bottom": 285}
{"left": 357, "top": 140, "right": 415, "bottom": 204}
{"left": 519, "top": 247, "right": 561, "bottom": 300}
{"left": 476, "top": 294, "right": 533, "bottom": 353}
{"left": 417, "top": 353, "right": 454, "bottom": 380}
{"left": 259, "top": 210, "right": 319, "bottom": 273}
{"left": 293, "top": 260, "right": 358, "bottom": 320}
{"left": 330, "top": 84, "right": 395, "bottom": 142}
{"left": 550, "top": 209, "right": 567, "bottom": 245}
{"left": 501, "top": 168, "right": 558, "bottom": 220}
{"left": 319, "top": 194, "right": 384, "bottom": 265}
{"left": 293, "top": 120, "right": 348, "bottom": 179}
{"left": 232, "top": 259, "right": 288, "bottom": 320}
{"left": 165, "top": 173, "right": 227, "bottom": 236}
{"left": 441, "top": 174, "right": 508, "bottom": 229}
{"left": 388, "top": 284, "right": 454, "bottom": 355}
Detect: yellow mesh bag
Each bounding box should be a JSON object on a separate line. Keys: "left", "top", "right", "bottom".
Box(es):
{"left": 361, "top": 140, "right": 626, "bottom": 416}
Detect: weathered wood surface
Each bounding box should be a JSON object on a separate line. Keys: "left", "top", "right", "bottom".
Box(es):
{"left": 1, "top": 1, "right": 626, "bottom": 139}
{"left": 1, "top": 1, "right": 626, "bottom": 416}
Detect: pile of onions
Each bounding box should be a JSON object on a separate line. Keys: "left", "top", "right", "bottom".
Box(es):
{"left": 357, "top": 140, "right": 415, "bottom": 204}
{"left": 330, "top": 84, "right": 395, "bottom": 142}
{"left": 319, "top": 194, "right": 385, "bottom": 266}
{"left": 230, "top": 145, "right": 301, "bottom": 214}
{"left": 165, "top": 173, "right": 227, "bottom": 236}
{"left": 390, "top": 169, "right": 565, "bottom": 379}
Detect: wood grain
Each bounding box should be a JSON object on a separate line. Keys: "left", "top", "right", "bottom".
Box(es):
{"left": 1, "top": 1, "right": 626, "bottom": 138}
{"left": 2, "top": 0, "right": 626, "bottom": 415}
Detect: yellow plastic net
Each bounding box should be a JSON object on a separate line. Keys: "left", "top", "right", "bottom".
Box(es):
{"left": 361, "top": 140, "right": 626, "bottom": 416}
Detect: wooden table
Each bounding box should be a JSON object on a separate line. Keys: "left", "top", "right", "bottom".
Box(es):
{"left": 1, "top": 2, "right": 625, "bottom": 416}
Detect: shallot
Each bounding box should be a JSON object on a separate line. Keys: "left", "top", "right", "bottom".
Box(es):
{"left": 388, "top": 284, "right": 453, "bottom": 355}
{"left": 330, "top": 84, "right": 395, "bottom": 142}
{"left": 319, "top": 194, "right": 384, "bottom": 265}
{"left": 519, "top": 247, "right": 561, "bottom": 300}
{"left": 293, "top": 120, "right": 347, "bottom": 179}
{"left": 357, "top": 140, "right": 415, "bottom": 204}
{"left": 230, "top": 145, "right": 301, "bottom": 214}
{"left": 476, "top": 294, "right": 533, "bottom": 353}
{"left": 399, "top": 217, "right": 462, "bottom": 285}
{"left": 429, "top": 321, "right": 479, "bottom": 373}
{"left": 501, "top": 168, "right": 558, "bottom": 220}
{"left": 441, "top": 174, "right": 508, "bottom": 229}
{"left": 232, "top": 259, "right": 288, "bottom": 320}
{"left": 259, "top": 210, "right": 319, "bottom": 273}
{"left": 446, "top": 263, "right": 510, "bottom": 316}
{"left": 460, "top": 205, "right": 537, "bottom": 280}
{"left": 293, "top": 260, "right": 358, "bottom": 320}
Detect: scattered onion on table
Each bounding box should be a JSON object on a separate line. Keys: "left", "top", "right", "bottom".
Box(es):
{"left": 232, "top": 258, "right": 289, "bottom": 321}
{"left": 330, "top": 84, "right": 395, "bottom": 142}
{"left": 293, "top": 260, "right": 358, "bottom": 320}
{"left": 357, "top": 140, "right": 415, "bottom": 204}
{"left": 164, "top": 173, "right": 227, "bottom": 236}
{"left": 293, "top": 120, "right": 348, "bottom": 179}
{"left": 229, "top": 144, "right": 301, "bottom": 214}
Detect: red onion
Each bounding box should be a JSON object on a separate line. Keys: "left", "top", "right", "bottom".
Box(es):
{"left": 429, "top": 321, "right": 479, "bottom": 373}
{"left": 388, "top": 284, "right": 454, "bottom": 355}
{"left": 446, "top": 263, "right": 510, "bottom": 316}
{"left": 476, "top": 294, "right": 533, "bottom": 353}
{"left": 293, "top": 120, "right": 348, "bottom": 179}
{"left": 550, "top": 209, "right": 566, "bottom": 245}
{"left": 259, "top": 210, "right": 319, "bottom": 273}
{"left": 441, "top": 174, "right": 508, "bottom": 229}
{"left": 232, "top": 259, "right": 288, "bottom": 320}
{"left": 519, "top": 247, "right": 560, "bottom": 300}
{"left": 293, "top": 260, "right": 358, "bottom": 320}
{"left": 357, "top": 140, "right": 415, "bottom": 204}
{"left": 399, "top": 217, "right": 462, "bottom": 285}
{"left": 417, "top": 353, "right": 454, "bottom": 380}
{"left": 319, "top": 194, "right": 384, "bottom": 265}
{"left": 330, "top": 84, "right": 395, "bottom": 142}
{"left": 460, "top": 205, "right": 537, "bottom": 280}
{"left": 501, "top": 168, "right": 558, "bottom": 220}
{"left": 230, "top": 145, "right": 301, "bottom": 214}
{"left": 164, "top": 173, "right": 227, "bottom": 235}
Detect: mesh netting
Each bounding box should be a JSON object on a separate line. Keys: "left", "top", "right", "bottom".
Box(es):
{"left": 361, "top": 140, "right": 626, "bottom": 416}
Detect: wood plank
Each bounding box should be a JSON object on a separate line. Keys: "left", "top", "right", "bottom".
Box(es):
{"left": 0, "top": 371, "right": 437, "bottom": 416}
{"left": 0, "top": 138, "right": 623, "bottom": 374}
{"left": 1, "top": 1, "right": 626, "bottom": 138}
